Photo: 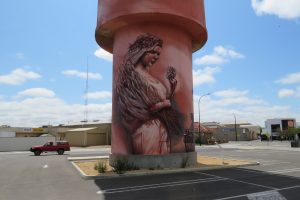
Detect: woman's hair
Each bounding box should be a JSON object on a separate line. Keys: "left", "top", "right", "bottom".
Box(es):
{"left": 124, "top": 34, "right": 163, "bottom": 65}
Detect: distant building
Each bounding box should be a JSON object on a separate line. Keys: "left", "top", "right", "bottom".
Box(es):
{"left": 193, "top": 122, "right": 261, "bottom": 144}
{"left": 0, "top": 127, "right": 47, "bottom": 137}
{"left": 265, "top": 118, "right": 296, "bottom": 140}
{"left": 213, "top": 123, "right": 260, "bottom": 142}
{"left": 0, "top": 122, "right": 112, "bottom": 147}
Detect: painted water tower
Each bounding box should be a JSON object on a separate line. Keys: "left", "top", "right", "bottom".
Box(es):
{"left": 95, "top": 0, "right": 207, "bottom": 168}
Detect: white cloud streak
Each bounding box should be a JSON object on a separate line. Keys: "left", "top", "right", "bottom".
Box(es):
{"left": 278, "top": 89, "right": 295, "bottom": 98}
{"left": 251, "top": 0, "right": 300, "bottom": 19}
{"left": 276, "top": 72, "right": 300, "bottom": 85}
{"left": 94, "top": 48, "right": 113, "bottom": 62}
{"left": 193, "top": 67, "right": 221, "bottom": 86}
{"left": 62, "top": 70, "right": 102, "bottom": 80}
{"left": 85, "top": 91, "right": 112, "bottom": 100}
{"left": 16, "top": 88, "right": 56, "bottom": 98}
{"left": 194, "top": 46, "right": 244, "bottom": 66}
{"left": 278, "top": 87, "right": 300, "bottom": 98}
{"left": 0, "top": 68, "right": 41, "bottom": 85}
{"left": 213, "top": 89, "right": 249, "bottom": 98}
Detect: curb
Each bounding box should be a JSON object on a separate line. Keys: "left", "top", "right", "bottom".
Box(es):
{"left": 68, "top": 156, "right": 108, "bottom": 161}
{"left": 69, "top": 157, "right": 260, "bottom": 180}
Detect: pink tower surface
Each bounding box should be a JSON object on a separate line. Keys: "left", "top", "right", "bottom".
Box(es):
{"left": 96, "top": 0, "right": 207, "bottom": 155}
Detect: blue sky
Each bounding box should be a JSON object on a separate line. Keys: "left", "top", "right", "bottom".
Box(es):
{"left": 1, "top": 0, "right": 300, "bottom": 127}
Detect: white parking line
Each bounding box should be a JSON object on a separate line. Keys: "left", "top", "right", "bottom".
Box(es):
{"left": 215, "top": 190, "right": 285, "bottom": 200}
{"left": 235, "top": 167, "right": 300, "bottom": 176}
{"left": 261, "top": 161, "right": 291, "bottom": 166}
{"left": 96, "top": 177, "right": 227, "bottom": 194}
{"left": 198, "top": 172, "right": 277, "bottom": 190}
{"left": 247, "top": 190, "right": 286, "bottom": 200}
{"left": 268, "top": 168, "right": 300, "bottom": 174}
{"left": 214, "top": 185, "right": 300, "bottom": 200}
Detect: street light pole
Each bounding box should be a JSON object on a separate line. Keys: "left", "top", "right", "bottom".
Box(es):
{"left": 198, "top": 93, "right": 211, "bottom": 144}
{"left": 233, "top": 113, "right": 237, "bottom": 142}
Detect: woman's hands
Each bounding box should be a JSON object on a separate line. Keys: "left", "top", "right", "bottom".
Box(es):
{"left": 149, "top": 99, "right": 171, "bottom": 113}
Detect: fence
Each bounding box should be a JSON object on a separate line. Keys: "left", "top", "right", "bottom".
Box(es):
{"left": 0, "top": 137, "right": 55, "bottom": 151}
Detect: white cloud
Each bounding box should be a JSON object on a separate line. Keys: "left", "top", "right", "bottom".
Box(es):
{"left": 276, "top": 72, "right": 300, "bottom": 85}
{"left": 209, "top": 96, "right": 266, "bottom": 107}
{"left": 214, "top": 46, "right": 244, "bottom": 59}
{"left": 278, "top": 87, "right": 300, "bottom": 98}
{"left": 16, "top": 88, "right": 56, "bottom": 98}
{"left": 213, "top": 89, "right": 249, "bottom": 98}
{"left": 194, "top": 46, "right": 244, "bottom": 66}
{"left": 194, "top": 54, "right": 224, "bottom": 65}
{"left": 16, "top": 53, "right": 25, "bottom": 59}
{"left": 193, "top": 89, "right": 297, "bottom": 126}
{"left": 0, "top": 68, "right": 41, "bottom": 85}
{"left": 94, "top": 48, "right": 113, "bottom": 62}
{"left": 62, "top": 70, "right": 102, "bottom": 80}
{"left": 0, "top": 97, "right": 112, "bottom": 127}
{"left": 278, "top": 89, "right": 295, "bottom": 98}
{"left": 193, "top": 67, "right": 221, "bottom": 86}
{"left": 251, "top": 0, "right": 300, "bottom": 19}
{"left": 85, "top": 91, "right": 112, "bottom": 99}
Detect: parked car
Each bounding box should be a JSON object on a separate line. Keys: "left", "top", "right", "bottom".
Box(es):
{"left": 30, "top": 141, "right": 70, "bottom": 156}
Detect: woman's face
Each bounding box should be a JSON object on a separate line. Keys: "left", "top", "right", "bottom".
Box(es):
{"left": 142, "top": 46, "right": 161, "bottom": 68}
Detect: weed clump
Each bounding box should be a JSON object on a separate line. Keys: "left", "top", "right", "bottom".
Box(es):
{"left": 111, "top": 158, "right": 139, "bottom": 174}
{"left": 94, "top": 161, "right": 107, "bottom": 173}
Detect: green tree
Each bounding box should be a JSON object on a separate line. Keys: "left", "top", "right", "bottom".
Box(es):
{"left": 286, "top": 127, "right": 300, "bottom": 140}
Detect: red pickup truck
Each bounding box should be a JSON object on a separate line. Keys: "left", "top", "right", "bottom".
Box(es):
{"left": 30, "top": 141, "right": 70, "bottom": 156}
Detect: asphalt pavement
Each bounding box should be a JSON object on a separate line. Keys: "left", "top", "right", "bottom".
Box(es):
{"left": 94, "top": 168, "right": 300, "bottom": 200}
{"left": 1, "top": 141, "right": 300, "bottom": 200}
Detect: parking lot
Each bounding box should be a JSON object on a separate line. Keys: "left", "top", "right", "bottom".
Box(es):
{"left": 94, "top": 168, "right": 300, "bottom": 200}
{"left": 1, "top": 143, "right": 300, "bottom": 200}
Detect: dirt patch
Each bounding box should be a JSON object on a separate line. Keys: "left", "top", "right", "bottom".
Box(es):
{"left": 198, "top": 156, "right": 252, "bottom": 166}
{"left": 73, "top": 155, "right": 255, "bottom": 176}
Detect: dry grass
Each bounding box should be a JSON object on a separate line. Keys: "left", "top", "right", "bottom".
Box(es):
{"left": 73, "top": 155, "right": 253, "bottom": 176}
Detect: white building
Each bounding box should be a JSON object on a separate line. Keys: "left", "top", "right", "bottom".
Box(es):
{"left": 265, "top": 118, "right": 296, "bottom": 139}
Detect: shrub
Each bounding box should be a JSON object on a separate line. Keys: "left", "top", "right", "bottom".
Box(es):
{"left": 94, "top": 161, "right": 107, "bottom": 173}
{"left": 111, "top": 158, "right": 139, "bottom": 174}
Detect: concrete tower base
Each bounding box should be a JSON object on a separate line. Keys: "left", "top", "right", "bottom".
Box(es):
{"left": 109, "top": 152, "right": 197, "bottom": 169}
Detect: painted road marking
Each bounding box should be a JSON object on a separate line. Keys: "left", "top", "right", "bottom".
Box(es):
{"left": 247, "top": 191, "right": 286, "bottom": 200}
{"left": 261, "top": 161, "right": 291, "bottom": 166}
{"left": 215, "top": 191, "right": 286, "bottom": 200}
{"left": 96, "top": 177, "right": 227, "bottom": 194}
{"left": 43, "top": 165, "right": 48, "bottom": 168}
{"left": 235, "top": 167, "right": 300, "bottom": 176}
{"left": 198, "top": 171, "right": 277, "bottom": 190}
{"left": 268, "top": 168, "right": 300, "bottom": 174}
{"left": 214, "top": 186, "right": 300, "bottom": 200}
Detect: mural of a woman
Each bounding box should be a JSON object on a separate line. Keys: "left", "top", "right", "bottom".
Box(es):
{"left": 116, "top": 34, "right": 184, "bottom": 155}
